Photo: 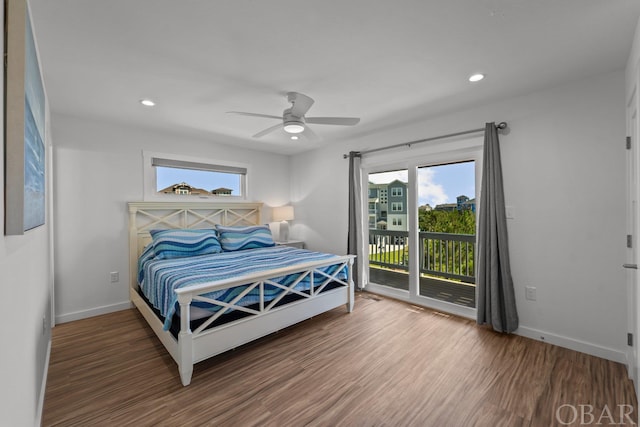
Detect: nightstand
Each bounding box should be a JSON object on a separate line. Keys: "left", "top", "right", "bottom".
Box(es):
{"left": 276, "top": 240, "right": 304, "bottom": 249}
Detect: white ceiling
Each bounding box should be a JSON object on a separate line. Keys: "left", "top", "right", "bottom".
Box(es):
{"left": 28, "top": 0, "right": 640, "bottom": 155}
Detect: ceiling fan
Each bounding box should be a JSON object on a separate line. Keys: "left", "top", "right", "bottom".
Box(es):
{"left": 228, "top": 92, "right": 360, "bottom": 138}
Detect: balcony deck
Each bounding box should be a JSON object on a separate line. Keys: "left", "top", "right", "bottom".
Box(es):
{"left": 369, "top": 268, "right": 476, "bottom": 308}
{"left": 368, "top": 229, "right": 476, "bottom": 308}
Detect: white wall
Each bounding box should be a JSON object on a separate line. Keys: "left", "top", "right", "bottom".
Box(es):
{"left": 0, "top": 229, "right": 51, "bottom": 427}
{"left": 625, "top": 13, "right": 640, "bottom": 394}
{"left": 0, "top": 2, "right": 53, "bottom": 425}
{"left": 52, "top": 114, "right": 291, "bottom": 322}
{"left": 291, "top": 70, "right": 628, "bottom": 362}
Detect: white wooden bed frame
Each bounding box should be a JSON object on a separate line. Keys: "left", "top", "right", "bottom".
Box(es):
{"left": 128, "top": 202, "right": 355, "bottom": 386}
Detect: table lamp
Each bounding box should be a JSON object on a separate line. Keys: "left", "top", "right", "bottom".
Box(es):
{"left": 273, "top": 205, "right": 294, "bottom": 242}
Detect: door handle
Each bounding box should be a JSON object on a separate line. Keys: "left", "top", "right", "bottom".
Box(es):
{"left": 623, "top": 263, "right": 638, "bottom": 269}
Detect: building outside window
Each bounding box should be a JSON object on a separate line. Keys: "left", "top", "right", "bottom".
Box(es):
{"left": 391, "top": 202, "right": 403, "bottom": 211}
{"left": 380, "top": 189, "right": 388, "bottom": 204}
{"left": 143, "top": 153, "right": 248, "bottom": 200}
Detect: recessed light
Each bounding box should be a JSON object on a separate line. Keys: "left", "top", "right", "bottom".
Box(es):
{"left": 140, "top": 99, "right": 156, "bottom": 107}
{"left": 468, "top": 73, "right": 485, "bottom": 83}
{"left": 290, "top": 136, "right": 299, "bottom": 140}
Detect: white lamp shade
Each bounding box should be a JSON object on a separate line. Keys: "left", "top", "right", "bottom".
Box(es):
{"left": 273, "top": 205, "right": 295, "bottom": 222}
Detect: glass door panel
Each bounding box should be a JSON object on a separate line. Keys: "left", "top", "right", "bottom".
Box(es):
{"left": 417, "top": 161, "right": 476, "bottom": 307}
{"left": 368, "top": 169, "right": 409, "bottom": 292}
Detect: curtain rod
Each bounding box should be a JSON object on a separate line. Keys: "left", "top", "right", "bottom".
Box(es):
{"left": 343, "top": 121, "right": 507, "bottom": 159}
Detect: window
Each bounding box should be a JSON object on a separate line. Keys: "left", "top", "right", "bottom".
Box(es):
{"left": 391, "top": 187, "right": 403, "bottom": 197}
{"left": 391, "top": 202, "right": 403, "bottom": 211}
{"left": 144, "top": 152, "right": 248, "bottom": 200}
{"left": 380, "top": 189, "right": 388, "bottom": 204}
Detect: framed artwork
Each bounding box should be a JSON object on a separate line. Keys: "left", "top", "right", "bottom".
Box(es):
{"left": 5, "top": 0, "right": 46, "bottom": 235}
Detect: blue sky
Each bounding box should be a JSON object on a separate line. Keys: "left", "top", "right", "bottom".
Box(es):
{"left": 158, "top": 161, "right": 475, "bottom": 204}
{"left": 368, "top": 161, "right": 475, "bottom": 207}
{"left": 157, "top": 167, "right": 241, "bottom": 194}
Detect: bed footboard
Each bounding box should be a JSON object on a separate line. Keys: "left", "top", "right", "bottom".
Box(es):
{"left": 173, "top": 256, "right": 354, "bottom": 386}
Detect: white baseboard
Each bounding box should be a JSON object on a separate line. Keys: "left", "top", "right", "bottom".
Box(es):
{"left": 516, "top": 326, "right": 627, "bottom": 365}
{"left": 36, "top": 338, "right": 51, "bottom": 427}
{"left": 55, "top": 301, "right": 132, "bottom": 324}
{"left": 365, "top": 286, "right": 626, "bottom": 364}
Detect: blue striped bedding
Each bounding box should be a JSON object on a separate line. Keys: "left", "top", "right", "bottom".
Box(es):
{"left": 138, "top": 245, "right": 348, "bottom": 330}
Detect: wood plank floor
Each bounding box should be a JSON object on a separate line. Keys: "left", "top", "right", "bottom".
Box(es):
{"left": 43, "top": 292, "right": 637, "bottom": 426}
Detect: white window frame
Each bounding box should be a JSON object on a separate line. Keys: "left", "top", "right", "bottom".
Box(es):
{"left": 391, "top": 202, "right": 403, "bottom": 211}
{"left": 142, "top": 151, "right": 249, "bottom": 201}
{"left": 391, "top": 187, "right": 403, "bottom": 197}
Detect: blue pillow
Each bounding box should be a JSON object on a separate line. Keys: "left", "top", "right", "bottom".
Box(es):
{"left": 150, "top": 229, "right": 222, "bottom": 259}
{"left": 216, "top": 225, "right": 275, "bottom": 251}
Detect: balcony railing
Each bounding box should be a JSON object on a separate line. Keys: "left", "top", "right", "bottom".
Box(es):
{"left": 369, "top": 229, "right": 476, "bottom": 284}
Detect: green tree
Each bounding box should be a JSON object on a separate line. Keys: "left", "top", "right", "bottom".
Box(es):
{"left": 418, "top": 209, "right": 475, "bottom": 234}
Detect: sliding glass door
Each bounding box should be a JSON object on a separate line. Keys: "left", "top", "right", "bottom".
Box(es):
{"left": 364, "top": 146, "right": 481, "bottom": 317}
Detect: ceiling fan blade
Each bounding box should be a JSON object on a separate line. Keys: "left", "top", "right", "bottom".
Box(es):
{"left": 305, "top": 117, "right": 360, "bottom": 126}
{"left": 288, "top": 92, "right": 314, "bottom": 117}
{"left": 227, "top": 111, "right": 282, "bottom": 120}
{"left": 253, "top": 123, "right": 282, "bottom": 138}
{"left": 302, "top": 126, "right": 319, "bottom": 141}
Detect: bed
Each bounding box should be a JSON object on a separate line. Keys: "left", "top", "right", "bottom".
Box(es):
{"left": 128, "top": 201, "right": 355, "bottom": 386}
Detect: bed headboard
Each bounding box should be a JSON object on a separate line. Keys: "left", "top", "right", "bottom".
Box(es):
{"left": 128, "top": 201, "right": 263, "bottom": 290}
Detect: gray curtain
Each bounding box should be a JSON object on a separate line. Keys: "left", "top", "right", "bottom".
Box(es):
{"left": 477, "top": 123, "right": 519, "bottom": 333}
{"left": 347, "top": 151, "right": 362, "bottom": 290}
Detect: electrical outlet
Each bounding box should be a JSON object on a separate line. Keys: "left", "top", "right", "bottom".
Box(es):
{"left": 110, "top": 271, "right": 119, "bottom": 283}
{"left": 525, "top": 286, "right": 537, "bottom": 301}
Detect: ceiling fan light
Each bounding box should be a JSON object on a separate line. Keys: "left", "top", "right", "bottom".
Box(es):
{"left": 283, "top": 123, "right": 305, "bottom": 134}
